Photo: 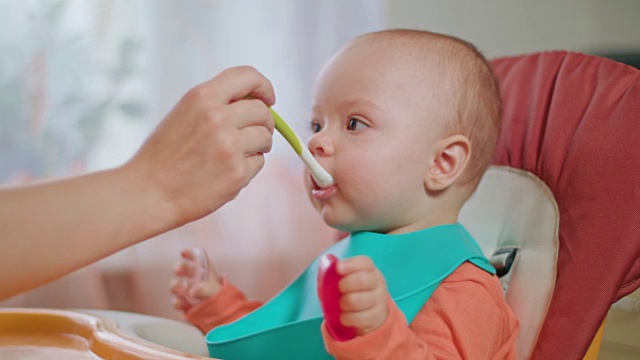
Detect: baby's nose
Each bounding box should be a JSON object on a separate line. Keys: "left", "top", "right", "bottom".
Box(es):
{"left": 308, "top": 132, "right": 334, "bottom": 156}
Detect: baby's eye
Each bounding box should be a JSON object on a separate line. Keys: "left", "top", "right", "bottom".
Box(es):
{"left": 347, "top": 118, "right": 367, "bottom": 131}
{"left": 311, "top": 121, "right": 322, "bottom": 133}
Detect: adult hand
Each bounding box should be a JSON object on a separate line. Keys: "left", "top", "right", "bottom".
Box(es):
{"left": 0, "top": 66, "right": 275, "bottom": 301}
{"left": 127, "top": 66, "right": 276, "bottom": 227}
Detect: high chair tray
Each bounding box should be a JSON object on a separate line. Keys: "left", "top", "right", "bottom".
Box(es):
{"left": 0, "top": 308, "right": 212, "bottom": 359}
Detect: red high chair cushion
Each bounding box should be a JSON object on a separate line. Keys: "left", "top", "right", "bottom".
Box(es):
{"left": 491, "top": 51, "right": 640, "bottom": 359}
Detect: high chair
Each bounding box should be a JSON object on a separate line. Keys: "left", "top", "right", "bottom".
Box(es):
{"left": 460, "top": 51, "right": 640, "bottom": 360}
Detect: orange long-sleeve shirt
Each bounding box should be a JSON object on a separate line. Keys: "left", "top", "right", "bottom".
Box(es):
{"left": 185, "top": 262, "right": 518, "bottom": 359}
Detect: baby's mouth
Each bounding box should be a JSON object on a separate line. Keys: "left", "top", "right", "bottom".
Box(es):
{"left": 311, "top": 175, "right": 337, "bottom": 200}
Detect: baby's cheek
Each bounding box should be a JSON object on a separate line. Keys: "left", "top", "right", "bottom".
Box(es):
{"left": 302, "top": 171, "right": 314, "bottom": 195}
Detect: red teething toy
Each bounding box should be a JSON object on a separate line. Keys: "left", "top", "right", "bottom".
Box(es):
{"left": 317, "top": 254, "right": 357, "bottom": 341}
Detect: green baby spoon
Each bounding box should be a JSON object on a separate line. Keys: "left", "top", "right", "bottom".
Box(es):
{"left": 270, "top": 108, "right": 334, "bottom": 188}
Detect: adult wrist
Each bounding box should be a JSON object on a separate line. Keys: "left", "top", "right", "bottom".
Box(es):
{"left": 117, "top": 160, "right": 180, "bottom": 240}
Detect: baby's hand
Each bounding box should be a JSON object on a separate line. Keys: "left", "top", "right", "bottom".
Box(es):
{"left": 170, "top": 247, "right": 222, "bottom": 312}
{"left": 336, "top": 256, "right": 389, "bottom": 336}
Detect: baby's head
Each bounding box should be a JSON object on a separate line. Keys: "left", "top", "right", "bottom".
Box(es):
{"left": 305, "top": 29, "right": 501, "bottom": 234}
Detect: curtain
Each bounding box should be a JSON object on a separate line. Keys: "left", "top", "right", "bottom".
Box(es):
{"left": 0, "top": 0, "right": 385, "bottom": 319}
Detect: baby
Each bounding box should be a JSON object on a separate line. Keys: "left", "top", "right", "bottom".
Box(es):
{"left": 172, "top": 29, "right": 518, "bottom": 359}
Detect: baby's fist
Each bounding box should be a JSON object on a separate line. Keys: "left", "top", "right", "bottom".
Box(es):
{"left": 336, "top": 256, "right": 389, "bottom": 335}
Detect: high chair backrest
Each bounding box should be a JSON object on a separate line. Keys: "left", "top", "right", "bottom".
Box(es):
{"left": 459, "top": 166, "right": 559, "bottom": 360}
{"left": 463, "top": 51, "right": 640, "bottom": 359}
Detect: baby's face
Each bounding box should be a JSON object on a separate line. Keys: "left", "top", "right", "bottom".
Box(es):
{"left": 304, "top": 40, "right": 449, "bottom": 233}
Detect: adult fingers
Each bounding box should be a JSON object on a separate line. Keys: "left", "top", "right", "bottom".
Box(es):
{"left": 238, "top": 125, "right": 274, "bottom": 156}
{"left": 204, "top": 66, "right": 276, "bottom": 106}
{"left": 228, "top": 98, "right": 275, "bottom": 132}
{"left": 241, "top": 154, "right": 266, "bottom": 182}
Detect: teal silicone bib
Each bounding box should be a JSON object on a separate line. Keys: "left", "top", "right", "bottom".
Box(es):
{"left": 206, "top": 223, "right": 494, "bottom": 359}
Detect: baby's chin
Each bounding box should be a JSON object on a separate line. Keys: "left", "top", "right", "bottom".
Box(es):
{"left": 321, "top": 214, "right": 355, "bottom": 233}
{"left": 323, "top": 216, "right": 386, "bottom": 234}
{"left": 313, "top": 201, "right": 394, "bottom": 233}
{"left": 344, "top": 223, "right": 404, "bottom": 235}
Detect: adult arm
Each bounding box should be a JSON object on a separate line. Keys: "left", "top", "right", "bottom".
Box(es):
{"left": 0, "top": 66, "right": 275, "bottom": 301}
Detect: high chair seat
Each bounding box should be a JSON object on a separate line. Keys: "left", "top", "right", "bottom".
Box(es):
{"left": 478, "top": 51, "right": 640, "bottom": 359}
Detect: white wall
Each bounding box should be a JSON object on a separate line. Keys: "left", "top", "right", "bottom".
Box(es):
{"left": 387, "top": 0, "right": 640, "bottom": 59}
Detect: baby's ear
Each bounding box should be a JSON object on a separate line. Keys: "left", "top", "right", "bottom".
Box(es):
{"left": 424, "top": 135, "right": 470, "bottom": 192}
